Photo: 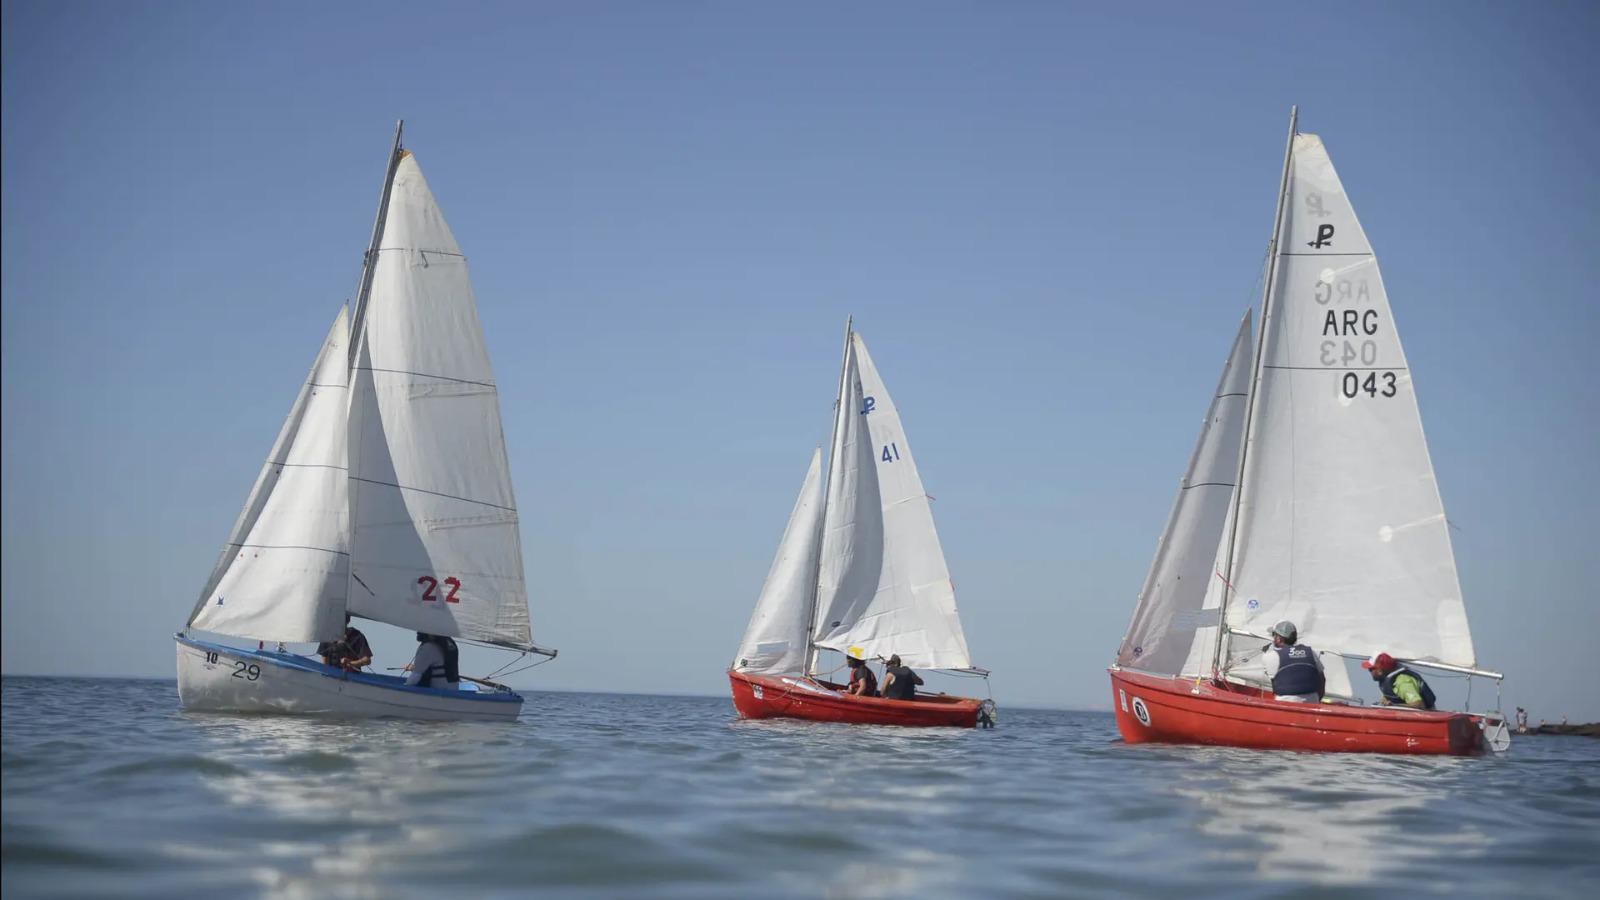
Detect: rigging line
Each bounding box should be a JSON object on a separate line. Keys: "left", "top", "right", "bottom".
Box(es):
{"left": 354, "top": 366, "right": 497, "bottom": 388}
{"left": 225, "top": 542, "right": 350, "bottom": 556}
{"left": 348, "top": 476, "right": 517, "bottom": 512}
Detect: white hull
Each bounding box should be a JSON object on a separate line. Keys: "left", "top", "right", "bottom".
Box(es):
{"left": 175, "top": 636, "right": 523, "bottom": 721}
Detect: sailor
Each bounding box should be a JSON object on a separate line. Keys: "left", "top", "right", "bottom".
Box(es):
{"left": 1261, "top": 621, "right": 1325, "bottom": 703}
{"left": 845, "top": 654, "right": 878, "bottom": 697}
{"left": 405, "top": 633, "right": 460, "bottom": 690}
{"left": 317, "top": 613, "right": 373, "bottom": 671}
{"left": 880, "top": 655, "right": 924, "bottom": 701}
{"left": 1362, "top": 652, "right": 1436, "bottom": 710}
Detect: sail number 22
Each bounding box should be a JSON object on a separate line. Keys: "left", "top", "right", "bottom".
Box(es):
{"left": 417, "top": 576, "right": 462, "bottom": 603}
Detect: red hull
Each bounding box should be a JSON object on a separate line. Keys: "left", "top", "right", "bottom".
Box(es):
{"left": 1109, "top": 667, "right": 1492, "bottom": 756}
{"left": 729, "top": 670, "right": 983, "bottom": 728}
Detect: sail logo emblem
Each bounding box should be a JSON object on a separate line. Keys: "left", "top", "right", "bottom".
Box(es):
{"left": 1305, "top": 193, "right": 1331, "bottom": 218}
{"left": 860, "top": 396, "right": 876, "bottom": 415}
{"left": 1247, "top": 598, "right": 1259, "bottom": 610}
{"left": 1131, "top": 697, "right": 1152, "bottom": 727}
{"left": 1307, "top": 223, "right": 1335, "bottom": 249}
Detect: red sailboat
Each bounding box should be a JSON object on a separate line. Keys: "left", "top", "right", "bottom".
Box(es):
{"left": 1107, "top": 108, "right": 1507, "bottom": 756}
{"left": 728, "top": 320, "right": 993, "bottom": 728}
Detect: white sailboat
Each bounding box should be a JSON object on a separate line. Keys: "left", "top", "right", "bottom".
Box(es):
{"left": 1109, "top": 108, "right": 1507, "bottom": 754}
{"left": 175, "top": 123, "right": 555, "bottom": 720}
{"left": 729, "top": 320, "right": 992, "bottom": 727}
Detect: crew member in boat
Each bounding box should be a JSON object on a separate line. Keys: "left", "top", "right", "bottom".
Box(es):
{"left": 317, "top": 614, "right": 373, "bottom": 671}
{"left": 1261, "top": 621, "right": 1325, "bottom": 703}
{"left": 845, "top": 654, "right": 878, "bottom": 697}
{"left": 880, "top": 655, "right": 923, "bottom": 701}
{"left": 405, "top": 633, "right": 460, "bottom": 690}
{"left": 1362, "top": 653, "right": 1436, "bottom": 710}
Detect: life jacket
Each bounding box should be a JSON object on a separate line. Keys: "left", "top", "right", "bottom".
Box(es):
{"left": 1271, "top": 644, "right": 1325, "bottom": 697}
{"left": 417, "top": 637, "right": 460, "bottom": 688}
{"left": 849, "top": 665, "right": 877, "bottom": 696}
{"left": 884, "top": 666, "right": 919, "bottom": 700}
{"left": 1379, "top": 666, "right": 1437, "bottom": 710}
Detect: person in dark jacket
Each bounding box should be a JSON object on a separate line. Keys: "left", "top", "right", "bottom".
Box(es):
{"left": 1362, "top": 652, "right": 1436, "bottom": 710}
{"left": 317, "top": 614, "right": 373, "bottom": 671}
{"left": 1262, "top": 620, "right": 1325, "bottom": 702}
{"left": 880, "top": 655, "right": 924, "bottom": 701}
{"left": 845, "top": 655, "right": 878, "bottom": 697}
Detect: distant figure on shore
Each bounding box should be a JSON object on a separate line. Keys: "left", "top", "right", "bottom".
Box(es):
{"left": 1262, "top": 621, "right": 1325, "bottom": 703}
{"left": 405, "top": 633, "right": 459, "bottom": 690}
{"left": 880, "top": 655, "right": 924, "bottom": 701}
{"left": 1516, "top": 707, "right": 1529, "bottom": 733}
{"left": 845, "top": 655, "right": 878, "bottom": 697}
{"left": 317, "top": 613, "right": 373, "bottom": 671}
{"left": 1363, "top": 653, "right": 1436, "bottom": 710}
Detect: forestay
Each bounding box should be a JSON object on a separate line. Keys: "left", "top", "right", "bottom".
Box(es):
{"left": 346, "top": 152, "right": 536, "bottom": 650}
{"left": 733, "top": 449, "right": 825, "bottom": 675}
{"left": 1116, "top": 314, "right": 1252, "bottom": 675}
{"left": 813, "top": 334, "right": 975, "bottom": 672}
{"left": 188, "top": 308, "right": 352, "bottom": 643}
{"left": 1221, "top": 133, "right": 1475, "bottom": 670}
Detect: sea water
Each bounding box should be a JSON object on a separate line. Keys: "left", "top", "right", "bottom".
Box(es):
{"left": 2, "top": 677, "right": 1596, "bottom": 898}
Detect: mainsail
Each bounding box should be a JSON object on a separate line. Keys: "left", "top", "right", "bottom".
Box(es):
{"left": 187, "top": 307, "right": 352, "bottom": 643}
{"left": 813, "top": 333, "right": 975, "bottom": 672}
{"left": 733, "top": 449, "right": 825, "bottom": 676}
{"left": 1116, "top": 313, "right": 1252, "bottom": 675}
{"left": 345, "top": 152, "right": 536, "bottom": 651}
{"left": 188, "top": 133, "right": 545, "bottom": 655}
{"left": 1220, "top": 133, "right": 1475, "bottom": 671}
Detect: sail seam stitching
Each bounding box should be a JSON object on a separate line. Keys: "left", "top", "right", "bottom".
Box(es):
{"left": 226, "top": 542, "right": 350, "bottom": 556}
{"left": 1263, "top": 365, "right": 1409, "bottom": 371}
{"left": 1277, "top": 252, "right": 1373, "bottom": 257}
{"left": 348, "top": 476, "right": 516, "bottom": 512}
{"left": 356, "top": 366, "right": 497, "bottom": 388}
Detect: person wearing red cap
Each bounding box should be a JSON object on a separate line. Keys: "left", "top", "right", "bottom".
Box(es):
{"left": 1362, "top": 653, "right": 1437, "bottom": 710}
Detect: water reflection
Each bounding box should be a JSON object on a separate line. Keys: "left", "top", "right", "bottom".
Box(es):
{"left": 1171, "top": 748, "right": 1488, "bottom": 885}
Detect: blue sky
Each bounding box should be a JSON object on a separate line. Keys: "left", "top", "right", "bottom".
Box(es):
{"left": 3, "top": 2, "right": 1597, "bottom": 719}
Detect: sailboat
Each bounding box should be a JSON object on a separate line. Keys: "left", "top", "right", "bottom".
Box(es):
{"left": 174, "top": 122, "right": 556, "bottom": 720}
{"left": 729, "top": 320, "right": 994, "bottom": 728}
{"left": 1108, "top": 109, "right": 1508, "bottom": 755}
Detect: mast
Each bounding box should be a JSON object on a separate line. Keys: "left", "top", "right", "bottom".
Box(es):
{"left": 343, "top": 120, "right": 405, "bottom": 623}
{"left": 804, "top": 314, "right": 853, "bottom": 677}
{"left": 347, "top": 119, "right": 406, "bottom": 365}
{"left": 1210, "top": 105, "right": 1297, "bottom": 679}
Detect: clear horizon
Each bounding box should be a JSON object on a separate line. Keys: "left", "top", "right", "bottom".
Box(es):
{"left": 3, "top": 3, "right": 1597, "bottom": 719}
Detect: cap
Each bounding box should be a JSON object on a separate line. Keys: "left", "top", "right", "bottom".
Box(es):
{"left": 1361, "top": 652, "right": 1396, "bottom": 671}
{"left": 1270, "top": 621, "right": 1298, "bottom": 641}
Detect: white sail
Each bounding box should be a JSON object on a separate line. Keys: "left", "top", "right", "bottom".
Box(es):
{"left": 1117, "top": 313, "right": 1252, "bottom": 674}
{"left": 733, "top": 449, "right": 825, "bottom": 675}
{"left": 188, "top": 307, "right": 351, "bottom": 643}
{"left": 813, "top": 333, "right": 975, "bottom": 671}
{"left": 345, "top": 152, "right": 536, "bottom": 650}
{"left": 1222, "top": 133, "right": 1475, "bottom": 669}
